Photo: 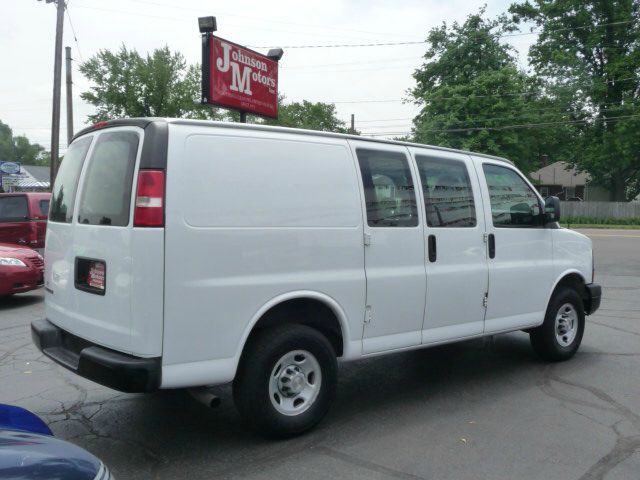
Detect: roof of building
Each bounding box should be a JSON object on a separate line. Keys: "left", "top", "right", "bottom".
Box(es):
{"left": 529, "top": 161, "right": 590, "bottom": 186}
{"left": 21, "top": 166, "right": 50, "bottom": 183}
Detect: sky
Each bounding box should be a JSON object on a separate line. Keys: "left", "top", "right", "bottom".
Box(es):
{"left": 2, "top": 0, "right": 535, "bottom": 152}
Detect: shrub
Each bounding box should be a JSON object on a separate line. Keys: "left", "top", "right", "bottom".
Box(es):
{"left": 562, "top": 216, "right": 640, "bottom": 225}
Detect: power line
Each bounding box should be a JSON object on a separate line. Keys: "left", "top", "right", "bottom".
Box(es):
{"left": 250, "top": 20, "right": 637, "bottom": 48}
{"left": 284, "top": 56, "right": 422, "bottom": 69}
{"left": 286, "top": 63, "right": 420, "bottom": 74}
{"left": 354, "top": 117, "right": 415, "bottom": 123}
{"left": 59, "top": 3, "right": 640, "bottom": 51}
{"left": 65, "top": 2, "right": 84, "bottom": 63}
{"left": 402, "top": 106, "right": 640, "bottom": 128}
{"left": 361, "top": 113, "right": 640, "bottom": 136}
{"left": 119, "top": 0, "right": 418, "bottom": 40}
{"left": 333, "top": 99, "right": 403, "bottom": 104}
{"left": 352, "top": 100, "right": 639, "bottom": 125}
{"left": 255, "top": 40, "right": 426, "bottom": 49}
{"left": 70, "top": 3, "right": 380, "bottom": 42}
{"left": 325, "top": 76, "right": 638, "bottom": 104}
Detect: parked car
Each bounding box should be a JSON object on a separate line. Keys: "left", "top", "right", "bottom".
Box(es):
{"left": 0, "top": 192, "right": 51, "bottom": 252}
{"left": 0, "top": 403, "right": 113, "bottom": 479}
{"left": 32, "top": 118, "right": 601, "bottom": 437}
{"left": 0, "top": 243, "right": 44, "bottom": 296}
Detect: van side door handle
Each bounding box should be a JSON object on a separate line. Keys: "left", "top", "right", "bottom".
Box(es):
{"left": 428, "top": 235, "right": 437, "bottom": 262}
{"left": 488, "top": 233, "right": 496, "bottom": 259}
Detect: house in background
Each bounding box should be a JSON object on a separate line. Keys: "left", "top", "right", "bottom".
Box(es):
{"left": 529, "top": 160, "right": 609, "bottom": 201}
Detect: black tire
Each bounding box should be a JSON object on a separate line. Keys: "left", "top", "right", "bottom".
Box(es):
{"left": 530, "top": 287, "right": 585, "bottom": 361}
{"left": 233, "top": 324, "right": 337, "bottom": 438}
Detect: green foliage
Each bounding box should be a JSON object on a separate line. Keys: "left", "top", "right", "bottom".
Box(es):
{"left": 0, "top": 120, "right": 49, "bottom": 166}
{"left": 80, "top": 45, "right": 222, "bottom": 123}
{"left": 510, "top": 0, "right": 640, "bottom": 200}
{"left": 264, "top": 97, "right": 349, "bottom": 133}
{"left": 563, "top": 216, "right": 640, "bottom": 225}
{"left": 408, "top": 9, "right": 568, "bottom": 172}
{"left": 79, "top": 47, "right": 346, "bottom": 134}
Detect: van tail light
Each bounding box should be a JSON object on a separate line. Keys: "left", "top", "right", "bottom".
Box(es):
{"left": 134, "top": 170, "right": 165, "bottom": 227}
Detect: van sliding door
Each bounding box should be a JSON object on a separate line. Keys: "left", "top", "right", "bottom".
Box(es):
{"left": 350, "top": 141, "right": 426, "bottom": 354}
{"left": 410, "top": 148, "right": 488, "bottom": 343}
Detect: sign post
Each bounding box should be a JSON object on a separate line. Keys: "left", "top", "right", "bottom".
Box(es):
{"left": 199, "top": 17, "right": 282, "bottom": 121}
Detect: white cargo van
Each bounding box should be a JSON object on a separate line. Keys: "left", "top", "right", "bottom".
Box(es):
{"left": 33, "top": 118, "right": 601, "bottom": 436}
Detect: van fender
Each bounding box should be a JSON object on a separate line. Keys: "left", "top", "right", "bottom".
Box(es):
{"left": 545, "top": 268, "right": 588, "bottom": 313}
{"left": 233, "top": 290, "right": 359, "bottom": 368}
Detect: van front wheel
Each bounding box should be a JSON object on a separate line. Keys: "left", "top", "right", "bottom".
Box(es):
{"left": 530, "top": 287, "right": 585, "bottom": 361}
{"left": 233, "top": 324, "right": 337, "bottom": 437}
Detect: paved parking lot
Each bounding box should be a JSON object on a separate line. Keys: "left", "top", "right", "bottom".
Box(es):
{"left": 1, "top": 229, "right": 639, "bottom": 480}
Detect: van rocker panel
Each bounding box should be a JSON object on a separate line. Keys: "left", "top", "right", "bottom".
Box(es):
{"left": 31, "top": 319, "right": 161, "bottom": 393}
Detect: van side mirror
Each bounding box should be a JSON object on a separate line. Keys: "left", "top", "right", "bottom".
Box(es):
{"left": 544, "top": 196, "right": 561, "bottom": 224}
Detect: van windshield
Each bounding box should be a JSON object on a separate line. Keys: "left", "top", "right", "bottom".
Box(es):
{"left": 77, "top": 131, "right": 139, "bottom": 226}
{"left": 50, "top": 136, "right": 93, "bottom": 223}
{"left": 0, "top": 196, "right": 28, "bottom": 222}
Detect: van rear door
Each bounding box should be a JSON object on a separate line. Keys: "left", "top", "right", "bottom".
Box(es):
{"left": 45, "top": 125, "right": 165, "bottom": 357}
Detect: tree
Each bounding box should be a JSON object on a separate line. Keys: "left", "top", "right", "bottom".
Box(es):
{"left": 0, "top": 120, "right": 49, "bottom": 166}
{"left": 80, "top": 45, "right": 221, "bottom": 123}
{"left": 14, "top": 135, "right": 47, "bottom": 165}
{"left": 409, "top": 9, "right": 576, "bottom": 173}
{"left": 510, "top": 0, "right": 640, "bottom": 200}
{"left": 0, "top": 121, "right": 14, "bottom": 162}
{"left": 264, "top": 97, "right": 349, "bottom": 133}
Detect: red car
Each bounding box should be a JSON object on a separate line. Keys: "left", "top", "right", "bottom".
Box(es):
{"left": 0, "top": 243, "right": 44, "bottom": 296}
{"left": 0, "top": 193, "right": 51, "bottom": 251}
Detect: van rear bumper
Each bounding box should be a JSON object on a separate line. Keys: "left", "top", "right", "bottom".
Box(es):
{"left": 31, "top": 319, "right": 161, "bottom": 393}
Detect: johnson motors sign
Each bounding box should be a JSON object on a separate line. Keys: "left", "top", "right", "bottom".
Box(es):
{"left": 202, "top": 36, "right": 279, "bottom": 119}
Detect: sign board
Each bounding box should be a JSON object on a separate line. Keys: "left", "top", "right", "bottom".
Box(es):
{"left": 202, "top": 36, "right": 278, "bottom": 119}
{"left": 2, "top": 176, "right": 20, "bottom": 189}
{"left": 0, "top": 161, "right": 21, "bottom": 175}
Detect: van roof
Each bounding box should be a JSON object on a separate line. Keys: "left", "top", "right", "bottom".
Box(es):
{"left": 73, "top": 117, "right": 514, "bottom": 165}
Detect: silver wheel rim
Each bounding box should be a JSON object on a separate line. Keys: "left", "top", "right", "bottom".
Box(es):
{"left": 268, "top": 350, "right": 322, "bottom": 416}
{"left": 555, "top": 303, "right": 578, "bottom": 347}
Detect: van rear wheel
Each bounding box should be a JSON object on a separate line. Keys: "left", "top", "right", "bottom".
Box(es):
{"left": 233, "top": 324, "right": 337, "bottom": 437}
{"left": 530, "top": 287, "right": 585, "bottom": 361}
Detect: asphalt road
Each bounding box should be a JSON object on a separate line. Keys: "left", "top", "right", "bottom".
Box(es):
{"left": 1, "top": 229, "right": 639, "bottom": 480}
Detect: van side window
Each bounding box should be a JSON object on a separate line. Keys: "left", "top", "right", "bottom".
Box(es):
{"left": 0, "top": 196, "right": 28, "bottom": 222}
{"left": 77, "top": 131, "right": 139, "bottom": 227}
{"left": 415, "top": 155, "right": 476, "bottom": 227}
{"left": 356, "top": 149, "right": 418, "bottom": 227}
{"left": 50, "top": 136, "right": 93, "bottom": 223}
{"left": 482, "top": 164, "right": 542, "bottom": 227}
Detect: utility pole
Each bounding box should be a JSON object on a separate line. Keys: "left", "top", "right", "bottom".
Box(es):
{"left": 41, "top": 0, "right": 65, "bottom": 186}
{"left": 350, "top": 114, "right": 355, "bottom": 134}
{"left": 65, "top": 46, "right": 74, "bottom": 145}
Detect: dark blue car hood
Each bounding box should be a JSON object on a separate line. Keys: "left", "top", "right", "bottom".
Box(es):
{"left": 0, "top": 429, "right": 102, "bottom": 480}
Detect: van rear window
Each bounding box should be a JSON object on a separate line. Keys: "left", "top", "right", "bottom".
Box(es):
{"left": 0, "top": 196, "right": 28, "bottom": 222}
{"left": 50, "top": 136, "right": 93, "bottom": 223}
{"left": 77, "top": 131, "right": 139, "bottom": 227}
